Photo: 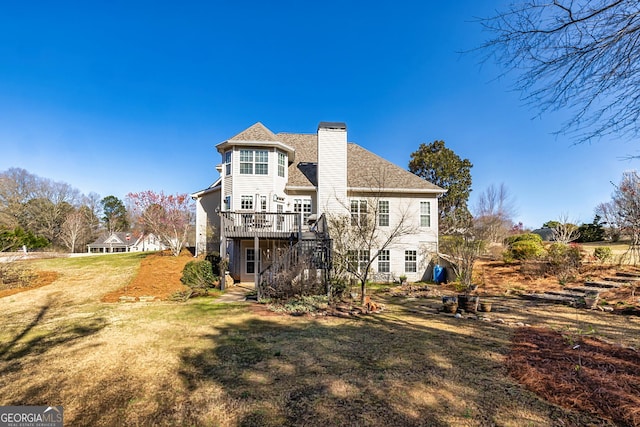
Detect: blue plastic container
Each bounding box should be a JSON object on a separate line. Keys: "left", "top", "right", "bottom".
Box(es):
{"left": 433, "top": 264, "right": 445, "bottom": 284}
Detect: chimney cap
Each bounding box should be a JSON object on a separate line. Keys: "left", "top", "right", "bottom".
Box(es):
{"left": 318, "top": 121, "right": 346, "bottom": 130}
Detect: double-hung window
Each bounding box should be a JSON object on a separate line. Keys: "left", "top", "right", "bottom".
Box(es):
{"left": 420, "top": 201, "right": 431, "bottom": 227}
{"left": 378, "top": 250, "right": 390, "bottom": 273}
{"left": 239, "top": 150, "right": 253, "bottom": 174}
{"left": 378, "top": 200, "right": 389, "bottom": 226}
{"left": 347, "top": 250, "right": 370, "bottom": 274}
{"left": 405, "top": 250, "right": 417, "bottom": 273}
{"left": 350, "top": 200, "right": 368, "bottom": 226}
{"left": 255, "top": 150, "right": 268, "bottom": 175}
{"left": 239, "top": 149, "right": 269, "bottom": 175}
{"left": 278, "top": 152, "right": 286, "bottom": 177}
{"left": 224, "top": 151, "right": 232, "bottom": 175}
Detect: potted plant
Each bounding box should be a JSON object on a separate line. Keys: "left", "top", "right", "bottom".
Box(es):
{"left": 441, "top": 295, "right": 458, "bottom": 313}
{"left": 399, "top": 274, "right": 407, "bottom": 285}
{"left": 583, "top": 292, "right": 600, "bottom": 309}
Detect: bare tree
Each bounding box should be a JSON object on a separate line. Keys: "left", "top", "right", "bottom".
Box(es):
{"left": 59, "top": 209, "right": 90, "bottom": 253}
{"left": 481, "top": 1, "right": 640, "bottom": 142}
{"left": 83, "top": 192, "right": 103, "bottom": 238}
{"left": 473, "top": 183, "right": 517, "bottom": 243}
{"left": 0, "top": 168, "right": 40, "bottom": 228}
{"left": 551, "top": 213, "right": 581, "bottom": 244}
{"left": 327, "top": 172, "right": 421, "bottom": 305}
{"left": 439, "top": 231, "right": 485, "bottom": 290}
{"left": 596, "top": 171, "right": 640, "bottom": 263}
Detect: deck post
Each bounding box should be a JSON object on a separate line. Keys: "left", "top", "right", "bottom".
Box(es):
{"left": 254, "top": 236, "right": 260, "bottom": 299}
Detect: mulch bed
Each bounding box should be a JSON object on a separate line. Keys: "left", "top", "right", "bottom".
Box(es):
{"left": 507, "top": 327, "right": 640, "bottom": 426}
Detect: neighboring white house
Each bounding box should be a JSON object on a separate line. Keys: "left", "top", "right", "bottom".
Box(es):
{"left": 191, "top": 122, "right": 445, "bottom": 284}
{"left": 87, "top": 232, "right": 166, "bottom": 253}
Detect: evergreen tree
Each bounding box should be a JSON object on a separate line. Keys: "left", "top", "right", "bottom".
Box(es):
{"left": 409, "top": 140, "right": 473, "bottom": 234}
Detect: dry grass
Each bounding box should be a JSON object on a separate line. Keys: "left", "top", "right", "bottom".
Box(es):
{"left": 1, "top": 254, "right": 639, "bottom": 426}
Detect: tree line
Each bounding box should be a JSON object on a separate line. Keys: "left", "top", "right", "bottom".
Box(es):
{"left": 0, "top": 168, "right": 129, "bottom": 252}
{"left": 0, "top": 168, "right": 194, "bottom": 255}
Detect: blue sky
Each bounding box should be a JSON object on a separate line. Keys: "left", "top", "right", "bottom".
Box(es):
{"left": 1, "top": 1, "right": 636, "bottom": 229}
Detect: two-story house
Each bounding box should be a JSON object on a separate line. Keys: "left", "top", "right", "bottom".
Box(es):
{"left": 191, "top": 122, "right": 444, "bottom": 285}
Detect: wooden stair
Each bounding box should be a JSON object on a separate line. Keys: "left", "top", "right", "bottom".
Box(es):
{"left": 523, "top": 270, "right": 634, "bottom": 305}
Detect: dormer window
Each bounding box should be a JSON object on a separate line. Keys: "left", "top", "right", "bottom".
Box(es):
{"left": 240, "top": 149, "right": 269, "bottom": 175}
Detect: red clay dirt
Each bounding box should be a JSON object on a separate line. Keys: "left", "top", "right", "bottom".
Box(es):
{"left": 101, "top": 250, "right": 192, "bottom": 302}
{"left": 0, "top": 270, "right": 59, "bottom": 299}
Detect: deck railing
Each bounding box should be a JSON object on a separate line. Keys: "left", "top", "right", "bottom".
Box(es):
{"left": 220, "top": 212, "right": 303, "bottom": 239}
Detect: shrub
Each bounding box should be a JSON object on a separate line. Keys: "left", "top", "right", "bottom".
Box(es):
{"left": 330, "top": 277, "right": 349, "bottom": 300}
{"left": 205, "top": 252, "right": 222, "bottom": 275}
{"left": 547, "top": 243, "right": 583, "bottom": 284}
{"left": 504, "top": 232, "right": 543, "bottom": 246}
{"left": 503, "top": 233, "right": 546, "bottom": 261}
{"left": 593, "top": 246, "right": 612, "bottom": 263}
{"left": 258, "top": 253, "right": 325, "bottom": 300}
{"left": 268, "top": 295, "right": 329, "bottom": 314}
{"left": 440, "top": 234, "right": 485, "bottom": 289}
{"left": 510, "top": 240, "right": 546, "bottom": 260}
{"left": 180, "top": 260, "right": 216, "bottom": 296}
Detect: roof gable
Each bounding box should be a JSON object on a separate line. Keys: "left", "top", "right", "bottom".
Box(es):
{"left": 228, "top": 122, "right": 278, "bottom": 142}
{"left": 104, "top": 234, "right": 124, "bottom": 244}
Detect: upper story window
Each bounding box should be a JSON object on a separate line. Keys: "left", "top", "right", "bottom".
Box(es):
{"left": 420, "top": 201, "right": 431, "bottom": 227}
{"left": 239, "top": 149, "right": 269, "bottom": 175}
{"left": 351, "top": 200, "right": 368, "bottom": 226}
{"left": 378, "top": 200, "right": 389, "bottom": 227}
{"left": 278, "top": 152, "right": 286, "bottom": 177}
{"left": 255, "top": 150, "right": 268, "bottom": 174}
{"left": 224, "top": 151, "right": 232, "bottom": 175}
{"left": 224, "top": 195, "right": 231, "bottom": 211}
{"left": 240, "top": 195, "right": 253, "bottom": 210}
{"left": 239, "top": 150, "right": 253, "bottom": 174}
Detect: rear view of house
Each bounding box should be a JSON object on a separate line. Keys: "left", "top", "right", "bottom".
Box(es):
{"left": 191, "top": 122, "right": 444, "bottom": 286}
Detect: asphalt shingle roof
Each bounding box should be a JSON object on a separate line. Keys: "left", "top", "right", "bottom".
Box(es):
{"left": 277, "top": 130, "right": 443, "bottom": 192}
{"left": 221, "top": 123, "right": 444, "bottom": 193}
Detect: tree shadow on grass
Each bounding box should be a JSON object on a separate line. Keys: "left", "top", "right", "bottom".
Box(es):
{"left": 0, "top": 299, "right": 107, "bottom": 387}
{"left": 177, "top": 304, "right": 610, "bottom": 427}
